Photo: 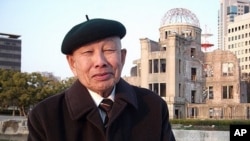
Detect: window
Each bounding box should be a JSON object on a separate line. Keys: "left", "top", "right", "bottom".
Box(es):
{"left": 191, "top": 48, "right": 195, "bottom": 57}
{"left": 179, "top": 83, "right": 181, "bottom": 97}
{"left": 149, "top": 83, "right": 167, "bottom": 97}
{"left": 191, "top": 90, "right": 196, "bottom": 103}
{"left": 208, "top": 86, "right": 214, "bottom": 99}
{"left": 179, "top": 59, "right": 181, "bottom": 74}
{"left": 153, "top": 59, "right": 159, "bottom": 73}
{"left": 165, "top": 31, "right": 168, "bottom": 39}
{"left": 247, "top": 107, "right": 250, "bottom": 119}
{"left": 222, "top": 63, "right": 234, "bottom": 76}
{"left": 204, "top": 64, "right": 213, "bottom": 77}
{"left": 149, "top": 84, "right": 152, "bottom": 90}
{"left": 160, "top": 83, "right": 166, "bottom": 97}
{"left": 222, "top": 85, "right": 233, "bottom": 99}
{"left": 191, "top": 68, "right": 197, "bottom": 81}
{"left": 191, "top": 107, "right": 197, "bottom": 118}
{"left": 162, "top": 46, "right": 166, "bottom": 50}
{"left": 160, "top": 59, "right": 166, "bottom": 73}
{"left": 153, "top": 83, "right": 158, "bottom": 94}
{"left": 149, "top": 60, "right": 152, "bottom": 73}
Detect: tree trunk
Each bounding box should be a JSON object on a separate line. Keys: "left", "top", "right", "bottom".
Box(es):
{"left": 12, "top": 108, "right": 15, "bottom": 116}
{"left": 21, "top": 105, "right": 27, "bottom": 117}
{"left": 18, "top": 107, "right": 22, "bottom": 116}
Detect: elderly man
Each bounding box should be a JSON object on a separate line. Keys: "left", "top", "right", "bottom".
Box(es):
{"left": 27, "top": 17, "right": 176, "bottom": 141}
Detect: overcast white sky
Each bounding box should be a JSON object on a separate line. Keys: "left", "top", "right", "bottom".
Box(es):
{"left": 0, "top": 0, "right": 219, "bottom": 79}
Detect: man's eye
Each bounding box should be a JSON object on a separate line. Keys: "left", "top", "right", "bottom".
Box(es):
{"left": 104, "top": 49, "right": 116, "bottom": 52}
{"left": 82, "top": 51, "right": 93, "bottom": 55}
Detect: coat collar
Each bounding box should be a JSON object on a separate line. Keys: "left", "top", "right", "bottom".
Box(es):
{"left": 114, "top": 78, "right": 138, "bottom": 109}
{"left": 65, "top": 78, "right": 138, "bottom": 121}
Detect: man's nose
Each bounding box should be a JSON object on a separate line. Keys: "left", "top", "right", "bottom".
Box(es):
{"left": 94, "top": 52, "right": 108, "bottom": 68}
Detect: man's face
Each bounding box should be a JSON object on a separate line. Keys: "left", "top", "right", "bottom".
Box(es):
{"left": 66, "top": 36, "right": 126, "bottom": 96}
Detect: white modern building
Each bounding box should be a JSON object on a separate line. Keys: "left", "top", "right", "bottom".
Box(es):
{"left": 218, "top": 0, "right": 250, "bottom": 50}
{"left": 226, "top": 13, "right": 250, "bottom": 79}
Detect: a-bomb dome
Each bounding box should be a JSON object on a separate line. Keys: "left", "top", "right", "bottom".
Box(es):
{"left": 160, "top": 8, "right": 200, "bottom": 27}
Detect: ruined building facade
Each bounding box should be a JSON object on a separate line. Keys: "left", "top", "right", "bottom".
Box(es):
{"left": 123, "top": 8, "right": 250, "bottom": 119}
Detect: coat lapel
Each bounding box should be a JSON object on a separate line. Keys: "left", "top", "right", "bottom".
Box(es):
{"left": 109, "top": 78, "right": 138, "bottom": 124}
{"left": 64, "top": 79, "right": 139, "bottom": 136}
{"left": 65, "top": 80, "right": 104, "bottom": 132}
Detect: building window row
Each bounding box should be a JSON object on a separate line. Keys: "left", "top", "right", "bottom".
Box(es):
{"left": 149, "top": 59, "right": 166, "bottom": 73}
{"left": 0, "top": 40, "right": 21, "bottom": 46}
{"left": 228, "top": 41, "right": 250, "bottom": 49}
{"left": 241, "top": 72, "right": 250, "bottom": 79}
{"left": 0, "top": 53, "right": 21, "bottom": 59}
{"left": 240, "top": 64, "right": 250, "bottom": 70}
{"left": 0, "top": 45, "right": 22, "bottom": 51}
{"left": 203, "top": 63, "right": 234, "bottom": 77}
{"left": 228, "top": 33, "right": 250, "bottom": 41}
{"left": 0, "top": 61, "right": 21, "bottom": 67}
{"left": 228, "top": 23, "right": 250, "bottom": 33}
{"left": 238, "top": 56, "right": 250, "bottom": 63}
{"left": 149, "top": 83, "right": 166, "bottom": 97}
{"left": 204, "top": 85, "right": 233, "bottom": 99}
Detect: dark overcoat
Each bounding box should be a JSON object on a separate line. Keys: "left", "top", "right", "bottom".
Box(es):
{"left": 28, "top": 78, "right": 175, "bottom": 141}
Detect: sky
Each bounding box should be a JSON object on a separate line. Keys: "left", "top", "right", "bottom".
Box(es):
{"left": 0, "top": 0, "right": 219, "bottom": 79}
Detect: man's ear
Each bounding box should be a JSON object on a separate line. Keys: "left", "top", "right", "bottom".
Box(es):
{"left": 66, "top": 55, "right": 77, "bottom": 76}
{"left": 121, "top": 49, "right": 127, "bottom": 66}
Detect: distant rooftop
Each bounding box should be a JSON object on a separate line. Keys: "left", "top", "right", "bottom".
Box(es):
{"left": 0, "top": 32, "right": 21, "bottom": 39}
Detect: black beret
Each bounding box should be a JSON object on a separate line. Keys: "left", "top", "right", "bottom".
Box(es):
{"left": 61, "top": 18, "right": 126, "bottom": 54}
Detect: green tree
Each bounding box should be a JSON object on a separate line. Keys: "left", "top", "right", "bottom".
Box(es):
{"left": 0, "top": 69, "right": 76, "bottom": 116}
{"left": 0, "top": 69, "right": 21, "bottom": 115}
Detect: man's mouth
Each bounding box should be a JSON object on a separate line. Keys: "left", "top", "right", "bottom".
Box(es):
{"left": 92, "top": 72, "right": 112, "bottom": 81}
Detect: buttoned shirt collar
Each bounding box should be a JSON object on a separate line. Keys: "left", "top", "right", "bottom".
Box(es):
{"left": 65, "top": 79, "right": 137, "bottom": 121}
{"left": 88, "top": 86, "right": 115, "bottom": 107}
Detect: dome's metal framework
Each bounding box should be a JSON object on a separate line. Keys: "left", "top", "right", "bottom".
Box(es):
{"left": 161, "top": 8, "right": 200, "bottom": 27}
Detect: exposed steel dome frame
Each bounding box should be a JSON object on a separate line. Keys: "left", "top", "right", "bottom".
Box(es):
{"left": 161, "top": 8, "right": 200, "bottom": 27}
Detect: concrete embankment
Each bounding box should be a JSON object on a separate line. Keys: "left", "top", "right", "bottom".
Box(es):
{"left": 173, "top": 129, "right": 229, "bottom": 141}
{"left": 0, "top": 116, "right": 230, "bottom": 141}
{"left": 0, "top": 130, "right": 229, "bottom": 141}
